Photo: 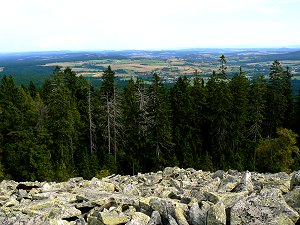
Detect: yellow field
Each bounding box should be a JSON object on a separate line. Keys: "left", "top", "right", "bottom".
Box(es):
{"left": 41, "top": 58, "right": 205, "bottom": 77}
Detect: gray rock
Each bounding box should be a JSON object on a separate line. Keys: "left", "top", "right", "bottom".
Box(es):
{"left": 127, "top": 212, "right": 150, "bottom": 225}
{"left": 262, "top": 172, "right": 291, "bottom": 193}
{"left": 217, "top": 175, "right": 239, "bottom": 192}
{"left": 233, "top": 170, "right": 254, "bottom": 193}
{"left": 174, "top": 203, "right": 189, "bottom": 225}
{"left": 123, "top": 184, "right": 140, "bottom": 196}
{"left": 205, "top": 191, "right": 248, "bottom": 208}
{"left": 188, "top": 201, "right": 210, "bottom": 225}
{"left": 167, "top": 215, "right": 179, "bottom": 225}
{"left": 103, "top": 210, "right": 129, "bottom": 224}
{"left": 75, "top": 218, "right": 87, "bottom": 225}
{"left": 2, "top": 168, "right": 300, "bottom": 225}
{"left": 291, "top": 170, "right": 300, "bottom": 190}
{"left": 190, "top": 177, "right": 221, "bottom": 202}
{"left": 147, "top": 210, "right": 162, "bottom": 225}
{"left": 212, "top": 170, "right": 225, "bottom": 179}
{"left": 149, "top": 197, "right": 175, "bottom": 221}
{"left": 207, "top": 202, "right": 226, "bottom": 225}
{"left": 285, "top": 186, "right": 300, "bottom": 213}
{"left": 40, "top": 182, "right": 52, "bottom": 192}
{"left": 4, "top": 196, "right": 19, "bottom": 207}
{"left": 231, "top": 188, "right": 299, "bottom": 225}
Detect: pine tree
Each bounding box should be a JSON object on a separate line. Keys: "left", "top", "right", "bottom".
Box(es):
{"left": 0, "top": 77, "right": 53, "bottom": 181}
{"left": 228, "top": 68, "right": 250, "bottom": 170}
{"left": 28, "top": 80, "right": 38, "bottom": 98}
{"left": 100, "top": 66, "right": 121, "bottom": 173}
{"left": 248, "top": 75, "right": 267, "bottom": 171}
{"left": 206, "top": 76, "right": 233, "bottom": 169}
{"left": 170, "top": 76, "right": 195, "bottom": 168}
{"left": 218, "top": 55, "right": 227, "bottom": 79}
{"left": 146, "top": 74, "right": 176, "bottom": 170}
{"left": 121, "top": 79, "right": 143, "bottom": 174}
{"left": 46, "top": 71, "right": 81, "bottom": 180}
{"left": 265, "top": 60, "right": 292, "bottom": 137}
{"left": 191, "top": 72, "right": 208, "bottom": 170}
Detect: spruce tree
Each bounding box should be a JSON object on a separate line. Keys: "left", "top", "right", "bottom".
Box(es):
{"left": 265, "top": 60, "right": 292, "bottom": 137}
{"left": 46, "top": 69, "right": 81, "bottom": 181}
{"left": 170, "top": 76, "right": 195, "bottom": 168}
{"left": 206, "top": 76, "right": 233, "bottom": 169}
{"left": 248, "top": 75, "right": 267, "bottom": 171}
{"left": 146, "top": 74, "right": 176, "bottom": 170}
{"left": 228, "top": 68, "right": 250, "bottom": 170}
{"left": 99, "top": 66, "right": 121, "bottom": 173}
{"left": 121, "top": 79, "right": 144, "bottom": 174}
{"left": 191, "top": 73, "right": 210, "bottom": 170}
{"left": 218, "top": 55, "right": 227, "bottom": 79}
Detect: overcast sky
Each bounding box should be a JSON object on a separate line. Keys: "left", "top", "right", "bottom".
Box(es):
{"left": 0, "top": 0, "right": 299, "bottom": 52}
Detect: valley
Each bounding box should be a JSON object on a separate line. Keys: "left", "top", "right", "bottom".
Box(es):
{"left": 1, "top": 49, "right": 300, "bottom": 86}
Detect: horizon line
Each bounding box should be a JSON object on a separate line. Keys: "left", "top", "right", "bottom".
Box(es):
{"left": 1, "top": 46, "right": 300, "bottom": 54}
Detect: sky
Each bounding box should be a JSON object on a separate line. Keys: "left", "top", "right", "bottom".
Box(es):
{"left": 0, "top": 0, "right": 300, "bottom": 52}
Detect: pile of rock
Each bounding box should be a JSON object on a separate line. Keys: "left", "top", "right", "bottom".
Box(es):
{"left": 1, "top": 167, "right": 300, "bottom": 224}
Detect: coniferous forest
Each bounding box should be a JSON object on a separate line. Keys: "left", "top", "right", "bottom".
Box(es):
{"left": 1, "top": 56, "right": 300, "bottom": 181}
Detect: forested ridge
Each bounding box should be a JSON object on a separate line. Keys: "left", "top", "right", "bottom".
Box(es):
{"left": 0, "top": 56, "right": 300, "bottom": 182}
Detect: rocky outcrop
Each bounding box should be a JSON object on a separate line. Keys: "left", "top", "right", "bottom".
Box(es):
{"left": 1, "top": 168, "right": 300, "bottom": 224}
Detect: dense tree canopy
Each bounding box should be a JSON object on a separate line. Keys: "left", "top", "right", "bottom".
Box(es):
{"left": 0, "top": 58, "right": 299, "bottom": 181}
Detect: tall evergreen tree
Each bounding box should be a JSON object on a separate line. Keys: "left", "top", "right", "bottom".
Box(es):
{"left": 228, "top": 68, "right": 250, "bottom": 170}
{"left": 121, "top": 79, "right": 145, "bottom": 174}
{"left": 146, "top": 74, "right": 176, "bottom": 170}
{"left": 99, "top": 66, "right": 122, "bottom": 173}
{"left": 171, "top": 76, "right": 196, "bottom": 168}
{"left": 248, "top": 75, "right": 267, "bottom": 170}
{"left": 46, "top": 70, "right": 81, "bottom": 180}
{"left": 218, "top": 54, "right": 228, "bottom": 79}
{"left": 206, "top": 76, "right": 233, "bottom": 169}
{"left": 191, "top": 73, "right": 211, "bottom": 170}
{"left": 28, "top": 80, "right": 38, "bottom": 98}
{"left": 265, "top": 60, "right": 292, "bottom": 137}
{"left": 0, "top": 77, "right": 53, "bottom": 181}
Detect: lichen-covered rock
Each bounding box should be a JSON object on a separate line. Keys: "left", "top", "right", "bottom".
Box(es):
{"left": 167, "top": 214, "right": 179, "bottom": 225}
{"left": 205, "top": 191, "right": 248, "bottom": 208}
{"left": 123, "top": 184, "right": 140, "bottom": 196}
{"left": 147, "top": 210, "right": 162, "bottom": 225}
{"left": 212, "top": 170, "right": 225, "bottom": 179}
{"left": 99, "top": 210, "right": 130, "bottom": 225}
{"left": 174, "top": 203, "right": 189, "bottom": 225}
{"left": 285, "top": 186, "right": 300, "bottom": 213}
{"left": 188, "top": 201, "right": 210, "bottom": 225}
{"left": 207, "top": 202, "right": 226, "bottom": 225}
{"left": 217, "top": 174, "right": 238, "bottom": 192}
{"left": 3, "top": 196, "right": 19, "bottom": 207}
{"left": 262, "top": 172, "right": 291, "bottom": 193}
{"left": 190, "top": 177, "right": 221, "bottom": 202}
{"left": 1, "top": 168, "right": 300, "bottom": 224}
{"left": 149, "top": 197, "right": 175, "bottom": 222}
{"left": 127, "top": 212, "right": 150, "bottom": 225}
{"left": 231, "top": 188, "right": 299, "bottom": 225}
{"left": 291, "top": 171, "right": 300, "bottom": 190}
{"left": 233, "top": 171, "right": 254, "bottom": 193}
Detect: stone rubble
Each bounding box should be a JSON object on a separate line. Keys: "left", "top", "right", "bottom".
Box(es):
{"left": 0, "top": 167, "right": 300, "bottom": 224}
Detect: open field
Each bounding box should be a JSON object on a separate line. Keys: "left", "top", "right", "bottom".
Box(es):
{"left": 0, "top": 49, "right": 300, "bottom": 86}
{"left": 42, "top": 58, "right": 203, "bottom": 78}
